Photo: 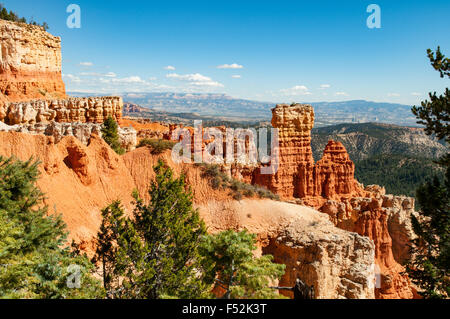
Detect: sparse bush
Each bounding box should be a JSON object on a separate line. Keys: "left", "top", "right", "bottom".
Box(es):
{"left": 232, "top": 191, "right": 243, "bottom": 201}
{"left": 210, "top": 176, "right": 222, "bottom": 189}
{"left": 198, "top": 163, "right": 279, "bottom": 201}
{"left": 137, "top": 138, "right": 175, "bottom": 154}
{"left": 255, "top": 186, "right": 280, "bottom": 200}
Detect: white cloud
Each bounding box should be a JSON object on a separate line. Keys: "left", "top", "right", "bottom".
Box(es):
{"left": 62, "top": 73, "right": 81, "bottom": 83}
{"left": 164, "top": 65, "right": 176, "bottom": 70}
{"left": 166, "top": 73, "right": 224, "bottom": 87}
{"left": 217, "top": 63, "right": 244, "bottom": 69}
{"left": 279, "top": 85, "right": 312, "bottom": 96}
{"left": 335, "top": 91, "right": 349, "bottom": 96}
{"left": 79, "top": 62, "right": 93, "bottom": 67}
{"left": 79, "top": 72, "right": 117, "bottom": 78}
{"left": 231, "top": 75, "right": 241, "bottom": 79}
{"left": 411, "top": 92, "right": 422, "bottom": 96}
{"left": 388, "top": 93, "right": 400, "bottom": 97}
{"left": 112, "top": 76, "right": 145, "bottom": 83}
{"left": 320, "top": 84, "right": 331, "bottom": 89}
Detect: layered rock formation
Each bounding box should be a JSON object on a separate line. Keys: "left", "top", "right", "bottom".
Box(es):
{"left": 1, "top": 97, "right": 123, "bottom": 124}
{"left": 0, "top": 20, "right": 66, "bottom": 103}
{"left": 0, "top": 120, "right": 136, "bottom": 151}
{"left": 313, "top": 140, "right": 362, "bottom": 199}
{"left": 0, "top": 19, "right": 126, "bottom": 149}
{"left": 253, "top": 104, "right": 363, "bottom": 201}
{"left": 254, "top": 104, "right": 315, "bottom": 198}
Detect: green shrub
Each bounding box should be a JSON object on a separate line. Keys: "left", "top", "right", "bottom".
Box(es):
{"left": 232, "top": 191, "right": 243, "bottom": 201}
{"left": 101, "top": 117, "right": 125, "bottom": 155}
{"left": 198, "top": 163, "right": 279, "bottom": 201}
{"left": 137, "top": 138, "right": 176, "bottom": 154}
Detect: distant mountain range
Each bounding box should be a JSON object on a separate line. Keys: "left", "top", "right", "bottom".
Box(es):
{"left": 311, "top": 122, "right": 446, "bottom": 162}
{"left": 69, "top": 92, "right": 420, "bottom": 127}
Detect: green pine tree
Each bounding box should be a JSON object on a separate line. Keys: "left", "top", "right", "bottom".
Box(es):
{"left": 407, "top": 47, "right": 450, "bottom": 299}
{"left": 92, "top": 201, "right": 126, "bottom": 297}
{"left": 101, "top": 116, "right": 125, "bottom": 155}
{"left": 0, "top": 156, "right": 104, "bottom": 299}
{"left": 94, "top": 160, "right": 210, "bottom": 299}
{"left": 199, "top": 230, "right": 286, "bottom": 299}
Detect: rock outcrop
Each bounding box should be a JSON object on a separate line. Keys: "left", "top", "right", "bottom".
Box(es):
{"left": 313, "top": 140, "right": 362, "bottom": 199}
{"left": 1, "top": 97, "right": 123, "bottom": 124}
{"left": 320, "top": 191, "right": 415, "bottom": 299}
{"left": 254, "top": 104, "right": 316, "bottom": 198}
{"left": 200, "top": 199, "right": 376, "bottom": 299}
{"left": 253, "top": 104, "right": 363, "bottom": 200}
{"left": 0, "top": 20, "right": 66, "bottom": 104}
{"left": 0, "top": 120, "right": 137, "bottom": 151}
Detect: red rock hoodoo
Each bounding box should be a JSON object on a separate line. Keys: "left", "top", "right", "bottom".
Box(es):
{"left": 253, "top": 104, "right": 363, "bottom": 201}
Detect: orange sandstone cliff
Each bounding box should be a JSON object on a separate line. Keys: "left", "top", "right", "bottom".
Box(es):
{"left": 0, "top": 131, "right": 377, "bottom": 299}
{"left": 0, "top": 20, "right": 66, "bottom": 104}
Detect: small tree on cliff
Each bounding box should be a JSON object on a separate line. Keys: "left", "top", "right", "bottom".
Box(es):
{"left": 101, "top": 116, "right": 125, "bottom": 155}
{"left": 0, "top": 156, "right": 104, "bottom": 298}
{"left": 94, "top": 160, "right": 210, "bottom": 299}
{"left": 199, "top": 230, "right": 286, "bottom": 299}
{"left": 92, "top": 201, "right": 126, "bottom": 296}
{"left": 407, "top": 47, "right": 450, "bottom": 299}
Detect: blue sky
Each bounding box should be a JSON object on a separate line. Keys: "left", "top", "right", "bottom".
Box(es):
{"left": 4, "top": 0, "right": 450, "bottom": 105}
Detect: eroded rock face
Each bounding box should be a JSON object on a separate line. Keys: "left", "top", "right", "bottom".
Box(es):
{"left": 315, "top": 187, "right": 416, "bottom": 299}
{"left": 254, "top": 104, "right": 315, "bottom": 198}
{"left": 0, "top": 121, "right": 137, "bottom": 151}
{"left": 0, "top": 20, "right": 66, "bottom": 103}
{"left": 198, "top": 199, "right": 376, "bottom": 299}
{"left": 313, "top": 140, "right": 362, "bottom": 199}
{"left": 253, "top": 104, "right": 363, "bottom": 200}
{"left": 0, "top": 130, "right": 378, "bottom": 299}
{"left": 2, "top": 97, "right": 123, "bottom": 125}
{"left": 383, "top": 195, "right": 416, "bottom": 264}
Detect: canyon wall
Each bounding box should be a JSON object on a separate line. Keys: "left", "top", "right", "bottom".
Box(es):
{"left": 0, "top": 20, "right": 66, "bottom": 103}
{"left": 0, "top": 130, "right": 377, "bottom": 298}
